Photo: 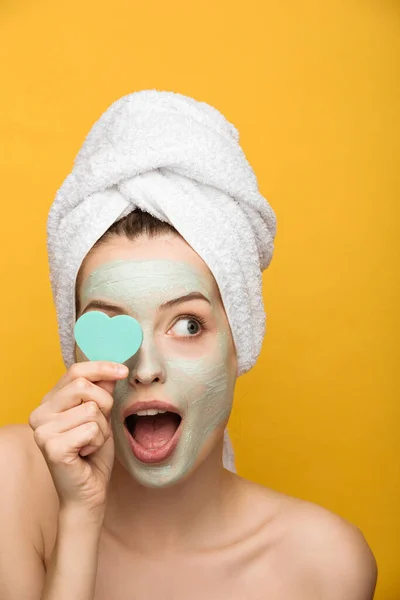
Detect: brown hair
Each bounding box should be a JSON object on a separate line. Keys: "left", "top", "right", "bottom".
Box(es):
{"left": 75, "top": 209, "right": 180, "bottom": 314}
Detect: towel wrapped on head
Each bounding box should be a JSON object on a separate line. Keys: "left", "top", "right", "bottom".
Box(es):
{"left": 46, "top": 89, "right": 277, "bottom": 472}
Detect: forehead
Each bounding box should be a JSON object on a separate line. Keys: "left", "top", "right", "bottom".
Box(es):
{"left": 78, "top": 234, "right": 219, "bottom": 298}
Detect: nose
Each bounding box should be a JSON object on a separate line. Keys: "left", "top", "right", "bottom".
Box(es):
{"left": 128, "top": 338, "right": 166, "bottom": 387}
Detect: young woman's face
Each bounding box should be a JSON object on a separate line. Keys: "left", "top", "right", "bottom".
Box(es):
{"left": 75, "top": 233, "right": 237, "bottom": 488}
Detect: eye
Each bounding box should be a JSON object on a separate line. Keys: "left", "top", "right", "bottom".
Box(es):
{"left": 169, "top": 315, "right": 207, "bottom": 338}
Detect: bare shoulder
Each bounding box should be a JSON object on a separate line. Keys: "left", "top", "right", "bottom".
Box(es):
{"left": 243, "top": 479, "right": 378, "bottom": 599}
{"left": 0, "top": 422, "right": 48, "bottom": 477}
{"left": 0, "top": 423, "right": 59, "bottom": 557}
{"left": 284, "top": 497, "right": 377, "bottom": 598}
{"left": 236, "top": 479, "right": 378, "bottom": 600}
{"left": 0, "top": 421, "right": 37, "bottom": 452}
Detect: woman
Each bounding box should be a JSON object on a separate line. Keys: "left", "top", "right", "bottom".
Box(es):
{"left": 0, "top": 90, "right": 377, "bottom": 599}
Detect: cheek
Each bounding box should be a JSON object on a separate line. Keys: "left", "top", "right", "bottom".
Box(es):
{"left": 183, "top": 364, "right": 233, "bottom": 435}
{"left": 166, "top": 340, "right": 234, "bottom": 413}
{"left": 169, "top": 326, "right": 232, "bottom": 383}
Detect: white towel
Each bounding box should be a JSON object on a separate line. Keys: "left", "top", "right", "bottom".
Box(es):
{"left": 46, "top": 89, "right": 277, "bottom": 473}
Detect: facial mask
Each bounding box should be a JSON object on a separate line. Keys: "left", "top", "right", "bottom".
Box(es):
{"left": 78, "top": 259, "right": 236, "bottom": 488}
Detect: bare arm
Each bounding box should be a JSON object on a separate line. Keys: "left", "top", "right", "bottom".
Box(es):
{"left": 41, "top": 507, "right": 102, "bottom": 600}
{"left": 0, "top": 425, "right": 103, "bottom": 600}
{"left": 0, "top": 425, "right": 45, "bottom": 599}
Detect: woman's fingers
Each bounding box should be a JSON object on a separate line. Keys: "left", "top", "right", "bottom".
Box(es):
{"left": 51, "top": 361, "right": 128, "bottom": 394}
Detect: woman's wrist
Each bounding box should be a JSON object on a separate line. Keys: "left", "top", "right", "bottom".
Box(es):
{"left": 40, "top": 504, "right": 104, "bottom": 600}
{"left": 58, "top": 503, "right": 105, "bottom": 532}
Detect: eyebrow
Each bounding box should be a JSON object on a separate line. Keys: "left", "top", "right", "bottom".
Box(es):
{"left": 80, "top": 292, "right": 211, "bottom": 315}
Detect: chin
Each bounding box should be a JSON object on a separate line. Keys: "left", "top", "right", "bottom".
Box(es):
{"left": 115, "top": 425, "right": 227, "bottom": 489}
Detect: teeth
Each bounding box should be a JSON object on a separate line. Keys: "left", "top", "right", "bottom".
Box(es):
{"left": 135, "top": 409, "right": 168, "bottom": 416}
{"left": 146, "top": 409, "right": 160, "bottom": 416}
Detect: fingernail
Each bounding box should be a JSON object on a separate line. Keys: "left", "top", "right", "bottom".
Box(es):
{"left": 115, "top": 364, "right": 128, "bottom": 375}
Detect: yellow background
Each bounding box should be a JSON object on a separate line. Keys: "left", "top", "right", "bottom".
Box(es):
{"left": 0, "top": 0, "right": 398, "bottom": 596}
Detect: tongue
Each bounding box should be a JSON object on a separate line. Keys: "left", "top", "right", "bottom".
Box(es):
{"left": 134, "top": 414, "right": 178, "bottom": 449}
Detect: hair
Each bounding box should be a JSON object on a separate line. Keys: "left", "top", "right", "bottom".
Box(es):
{"left": 97, "top": 208, "right": 179, "bottom": 243}
{"left": 75, "top": 209, "right": 180, "bottom": 315}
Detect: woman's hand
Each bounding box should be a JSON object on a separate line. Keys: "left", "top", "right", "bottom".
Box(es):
{"left": 28, "top": 361, "right": 128, "bottom": 522}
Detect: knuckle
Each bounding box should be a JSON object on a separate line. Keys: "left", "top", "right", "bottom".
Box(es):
{"left": 33, "top": 426, "right": 47, "bottom": 448}
{"left": 68, "top": 363, "right": 81, "bottom": 379}
{"left": 75, "top": 376, "right": 91, "bottom": 393}
{"left": 102, "top": 395, "right": 113, "bottom": 414}
{"left": 28, "top": 410, "right": 38, "bottom": 430}
{"left": 43, "top": 438, "right": 61, "bottom": 462}
{"left": 84, "top": 401, "right": 99, "bottom": 418}
{"left": 87, "top": 421, "right": 100, "bottom": 436}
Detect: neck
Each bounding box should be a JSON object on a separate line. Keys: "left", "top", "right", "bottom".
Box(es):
{"left": 103, "top": 440, "right": 241, "bottom": 554}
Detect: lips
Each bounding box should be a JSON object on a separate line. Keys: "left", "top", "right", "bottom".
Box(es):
{"left": 122, "top": 400, "right": 183, "bottom": 464}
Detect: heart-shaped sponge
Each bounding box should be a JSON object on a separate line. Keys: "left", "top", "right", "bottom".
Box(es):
{"left": 74, "top": 311, "right": 143, "bottom": 364}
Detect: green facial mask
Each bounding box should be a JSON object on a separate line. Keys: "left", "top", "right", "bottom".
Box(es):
{"left": 79, "top": 259, "right": 236, "bottom": 488}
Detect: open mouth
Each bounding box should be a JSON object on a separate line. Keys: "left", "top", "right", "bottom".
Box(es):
{"left": 124, "top": 410, "right": 182, "bottom": 464}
